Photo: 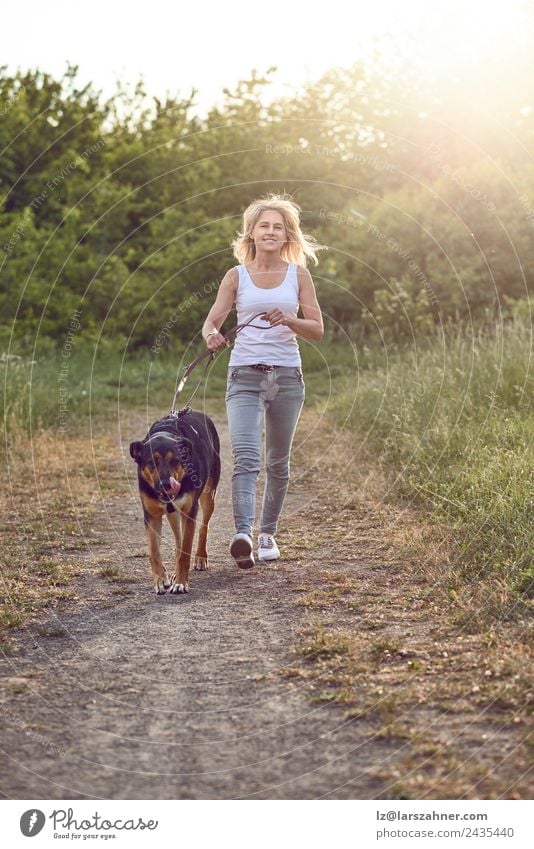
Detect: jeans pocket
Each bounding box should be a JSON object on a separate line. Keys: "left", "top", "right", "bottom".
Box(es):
{"left": 226, "top": 367, "right": 240, "bottom": 396}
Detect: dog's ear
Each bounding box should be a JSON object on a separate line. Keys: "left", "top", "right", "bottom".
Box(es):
{"left": 130, "top": 441, "right": 144, "bottom": 463}
{"left": 176, "top": 438, "right": 193, "bottom": 464}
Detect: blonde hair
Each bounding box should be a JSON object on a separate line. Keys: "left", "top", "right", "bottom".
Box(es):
{"left": 232, "top": 194, "right": 326, "bottom": 267}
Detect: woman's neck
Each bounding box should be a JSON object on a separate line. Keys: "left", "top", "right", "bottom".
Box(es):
{"left": 249, "top": 255, "right": 287, "bottom": 271}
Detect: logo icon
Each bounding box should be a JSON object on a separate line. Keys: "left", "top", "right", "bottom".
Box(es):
{"left": 20, "top": 809, "right": 46, "bottom": 837}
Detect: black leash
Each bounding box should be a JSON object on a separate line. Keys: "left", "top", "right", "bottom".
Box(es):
{"left": 169, "top": 312, "right": 276, "bottom": 415}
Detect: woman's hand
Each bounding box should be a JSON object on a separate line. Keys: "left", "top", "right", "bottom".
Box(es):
{"left": 262, "top": 308, "right": 293, "bottom": 327}
{"left": 205, "top": 330, "right": 229, "bottom": 352}
{"left": 261, "top": 269, "right": 324, "bottom": 341}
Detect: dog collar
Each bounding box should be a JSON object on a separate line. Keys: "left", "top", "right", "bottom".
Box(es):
{"left": 149, "top": 430, "right": 180, "bottom": 441}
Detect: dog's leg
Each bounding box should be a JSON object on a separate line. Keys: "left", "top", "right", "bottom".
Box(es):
{"left": 143, "top": 510, "right": 170, "bottom": 594}
{"left": 169, "top": 503, "right": 196, "bottom": 594}
{"left": 194, "top": 477, "right": 216, "bottom": 571}
{"left": 166, "top": 507, "right": 186, "bottom": 593}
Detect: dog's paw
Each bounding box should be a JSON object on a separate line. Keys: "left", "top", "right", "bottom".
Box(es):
{"left": 154, "top": 577, "right": 170, "bottom": 595}
{"left": 169, "top": 579, "right": 189, "bottom": 594}
{"left": 194, "top": 556, "right": 208, "bottom": 571}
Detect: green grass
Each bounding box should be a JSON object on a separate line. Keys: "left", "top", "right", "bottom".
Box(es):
{"left": 1, "top": 337, "right": 356, "bottom": 443}
{"left": 1, "top": 345, "right": 187, "bottom": 439}
{"left": 333, "top": 316, "right": 533, "bottom": 602}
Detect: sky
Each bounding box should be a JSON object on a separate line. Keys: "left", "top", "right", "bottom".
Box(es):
{"left": 1, "top": 0, "right": 531, "bottom": 114}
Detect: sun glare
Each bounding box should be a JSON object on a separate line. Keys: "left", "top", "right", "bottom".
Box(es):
{"left": 259, "top": 0, "right": 531, "bottom": 118}
{"left": 359, "top": 0, "right": 530, "bottom": 82}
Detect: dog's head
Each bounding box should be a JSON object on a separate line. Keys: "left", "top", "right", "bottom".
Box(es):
{"left": 129, "top": 432, "right": 193, "bottom": 500}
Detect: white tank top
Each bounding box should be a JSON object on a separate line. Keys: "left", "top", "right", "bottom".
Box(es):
{"left": 229, "top": 263, "right": 302, "bottom": 367}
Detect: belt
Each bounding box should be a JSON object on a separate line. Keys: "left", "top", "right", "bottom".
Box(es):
{"left": 249, "top": 363, "right": 278, "bottom": 372}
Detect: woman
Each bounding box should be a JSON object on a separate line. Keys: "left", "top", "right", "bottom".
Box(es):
{"left": 202, "top": 194, "right": 325, "bottom": 569}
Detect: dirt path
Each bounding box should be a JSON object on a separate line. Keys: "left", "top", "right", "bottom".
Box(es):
{"left": 0, "top": 408, "right": 530, "bottom": 799}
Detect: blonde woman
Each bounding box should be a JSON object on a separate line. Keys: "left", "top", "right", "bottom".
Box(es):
{"left": 202, "top": 194, "right": 325, "bottom": 569}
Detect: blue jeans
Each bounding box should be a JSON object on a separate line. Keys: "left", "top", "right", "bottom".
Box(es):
{"left": 225, "top": 365, "right": 305, "bottom": 536}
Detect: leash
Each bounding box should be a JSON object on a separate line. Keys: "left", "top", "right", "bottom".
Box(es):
{"left": 169, "top": 312, "right": 276, "bottom": 414}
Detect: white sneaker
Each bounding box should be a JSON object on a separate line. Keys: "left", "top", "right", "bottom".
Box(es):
{"left": 229, "top": 533, "right": 255, "bottom": 569}
{"left": 257, "top": 533, "right": 280, "bottom": 561}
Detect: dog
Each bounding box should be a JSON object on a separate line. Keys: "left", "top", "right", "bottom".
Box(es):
{"left": 129, "top": 410, "right": 220, "bottom": 594}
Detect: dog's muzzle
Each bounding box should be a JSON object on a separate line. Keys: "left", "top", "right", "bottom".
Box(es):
{"left": 157, "top": 477, "right": 181, "bottom": 501}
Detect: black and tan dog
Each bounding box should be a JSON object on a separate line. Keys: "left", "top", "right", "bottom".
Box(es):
{"left": 129, "top": 410, "right": 220, "bottom": 594}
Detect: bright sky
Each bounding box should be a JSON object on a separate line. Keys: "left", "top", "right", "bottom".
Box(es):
{"left": 1, "top": 0, "right": 530, "bottom": 113}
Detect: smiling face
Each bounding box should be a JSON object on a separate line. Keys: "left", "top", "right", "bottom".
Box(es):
{"left": 250, "top": 209, "right": 287, "bottom": 258}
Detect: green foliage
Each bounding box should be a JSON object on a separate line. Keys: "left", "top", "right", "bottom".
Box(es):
{"left": 363, "top": 276, "right": 434, "bottom": 343}
{"left": 1, "top": 61, "right": 532, "bottom": 355}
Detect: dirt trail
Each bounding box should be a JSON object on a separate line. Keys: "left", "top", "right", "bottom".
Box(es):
{"left": 0, "top": 409, "right": 530, "bottom": 799}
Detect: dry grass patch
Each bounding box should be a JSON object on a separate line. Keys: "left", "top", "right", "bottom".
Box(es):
{"left": 296, "top": 570, "right": 354, "bottom": 610}
{"left": 285, "top": 410, "right": 532, "bottom": 798}
{"left": 0, "top": 422, "right": 122, "bottom": 642}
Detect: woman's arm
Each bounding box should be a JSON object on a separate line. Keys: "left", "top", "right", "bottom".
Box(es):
{"left": 263, "top": 266, "right": 324, "bottom": 341}
{"left": 201, "top": 267, "right": 238, "bottom": 351}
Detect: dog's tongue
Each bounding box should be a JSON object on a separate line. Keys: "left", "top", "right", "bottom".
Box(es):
{"left": 169, "top": 476, "right": 181, "bottom": 493}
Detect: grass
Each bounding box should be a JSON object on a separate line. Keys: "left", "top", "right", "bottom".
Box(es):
{"left": 0, "top": 565, "right": 78, "bottom": 640}
{"left": 296, "top": 570, "right": 354, "bottom": 609}
{"left": 296, "top": 626, "right": 351, "bottom": 661}
{"left": 1, "top": 338, "right": 356, "bottom": 445}
{"left": 0, "top": 416, "right": 118, "bottom": 642}
{"left": 98, "top": 564, "right": 129, "bottom": 583}
{"left": 332, "top": 315, "right": 533, "bottom": 608}
{"left": 285, "top": 611, "right": 532, "bottom": 799}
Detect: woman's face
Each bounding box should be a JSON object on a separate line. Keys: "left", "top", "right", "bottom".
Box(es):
{"left": 250, "top": 209, "right": 287, "bottom": 256}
